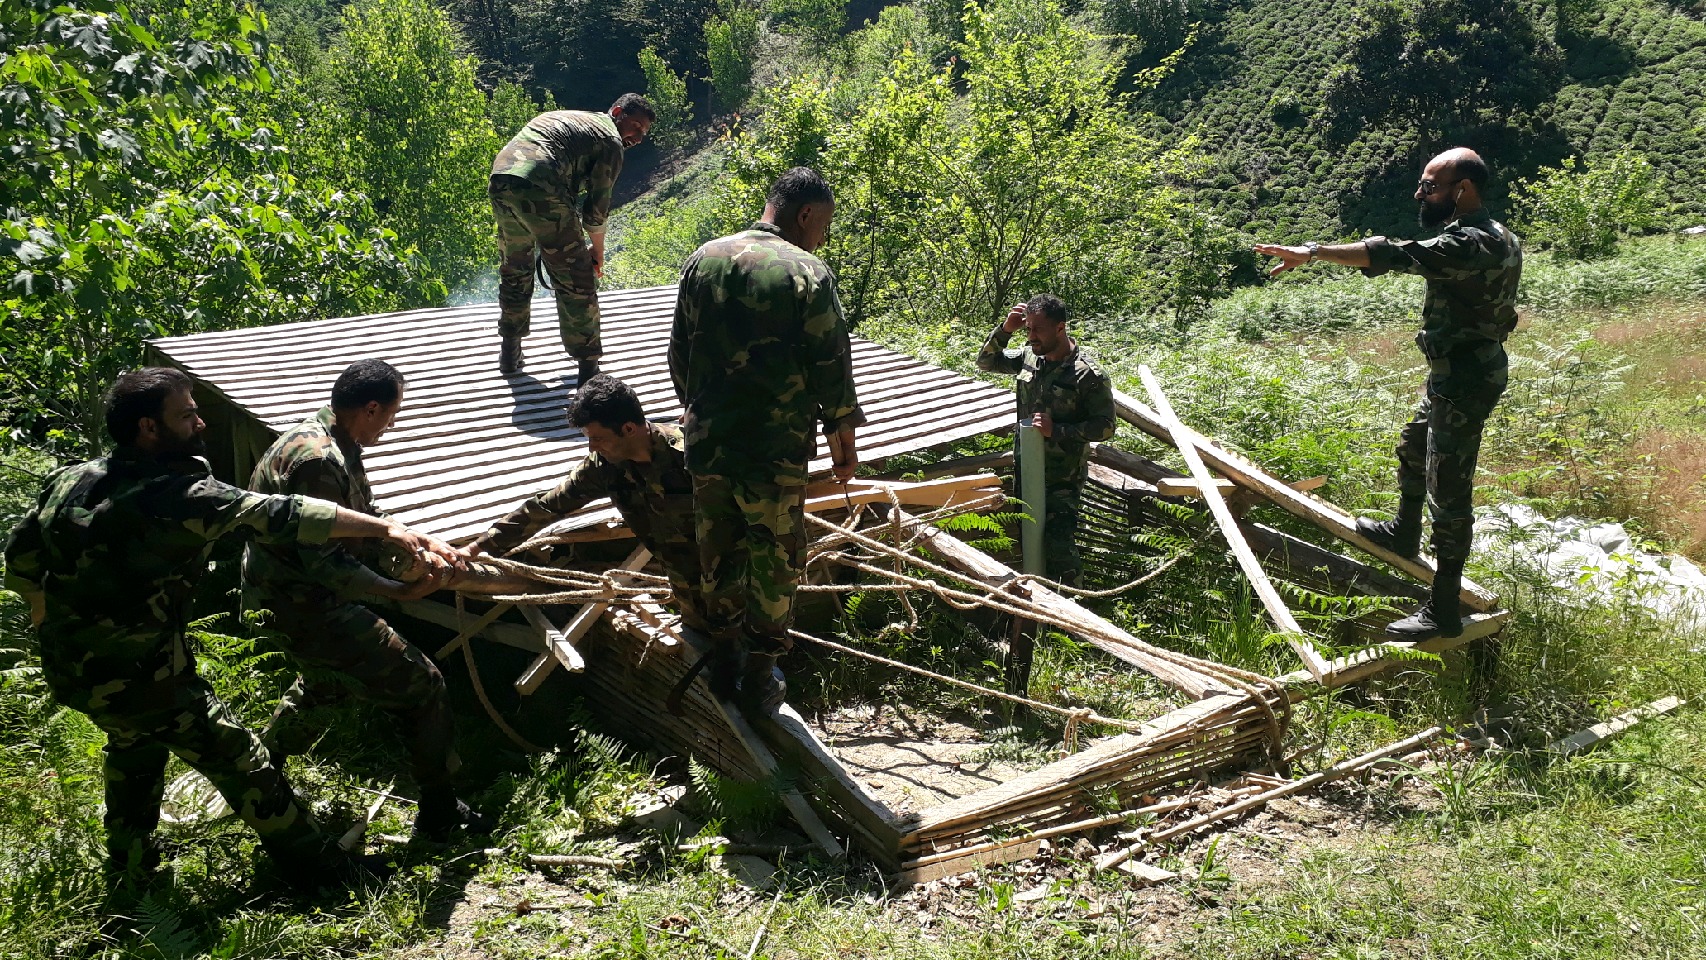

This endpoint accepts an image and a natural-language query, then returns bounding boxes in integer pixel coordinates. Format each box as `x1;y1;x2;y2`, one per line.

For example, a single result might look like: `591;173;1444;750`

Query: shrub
1515;151;1668;260
637;46;693;151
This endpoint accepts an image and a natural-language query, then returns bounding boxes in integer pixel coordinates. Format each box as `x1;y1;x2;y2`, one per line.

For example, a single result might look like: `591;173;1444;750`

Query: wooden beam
1548;696;1684;756
1109;388;1498;612
387;598;535;655
1139;367;1332;682
893;510;1225;699
514;546;653;695
751;704;906;867
714;700;846;859
1276;609;1512;694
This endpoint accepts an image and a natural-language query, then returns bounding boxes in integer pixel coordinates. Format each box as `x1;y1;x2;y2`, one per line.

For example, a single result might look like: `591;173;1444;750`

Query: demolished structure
146;287;1510;882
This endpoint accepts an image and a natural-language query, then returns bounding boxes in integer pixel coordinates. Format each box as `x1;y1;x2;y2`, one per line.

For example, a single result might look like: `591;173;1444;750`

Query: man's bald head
1416;147;1488;229
1431;148;1489;187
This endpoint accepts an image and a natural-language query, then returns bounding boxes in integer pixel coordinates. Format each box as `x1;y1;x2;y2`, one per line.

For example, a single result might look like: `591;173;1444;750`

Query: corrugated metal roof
148;286;1017;543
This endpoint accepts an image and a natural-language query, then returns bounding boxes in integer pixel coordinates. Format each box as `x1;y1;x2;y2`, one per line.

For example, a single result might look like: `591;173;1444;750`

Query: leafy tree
1515;151;1666;259
1323;0;1563;142
705;0;762;112
0;0;438;455
637;46;692;150
288;0;512;289
721;0;1200;332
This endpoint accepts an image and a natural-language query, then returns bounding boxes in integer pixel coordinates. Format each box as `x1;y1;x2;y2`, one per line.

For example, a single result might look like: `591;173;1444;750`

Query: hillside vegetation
1127;0;1706;241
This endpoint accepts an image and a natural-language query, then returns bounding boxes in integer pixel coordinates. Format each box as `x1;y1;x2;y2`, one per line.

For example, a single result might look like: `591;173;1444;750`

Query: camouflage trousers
1395;373;1507;564
692;474;806;655
254;599;458;792
1041;486;1084;589
489;174;602;360
654;543;713;636
42;643;325;880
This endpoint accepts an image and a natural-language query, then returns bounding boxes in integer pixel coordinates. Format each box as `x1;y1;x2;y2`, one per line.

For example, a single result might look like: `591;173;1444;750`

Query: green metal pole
1018;421;1046;576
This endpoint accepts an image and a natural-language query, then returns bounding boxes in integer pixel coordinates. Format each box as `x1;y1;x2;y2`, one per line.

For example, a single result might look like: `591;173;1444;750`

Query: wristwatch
1304;241;1320;261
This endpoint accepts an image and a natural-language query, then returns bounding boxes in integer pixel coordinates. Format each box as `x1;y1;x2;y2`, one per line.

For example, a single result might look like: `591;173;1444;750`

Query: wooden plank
894;510;1225;698
383;597;538;653
1109;388;1499;612
1276;609;1512;694
713;700;846;859
1138;366;1332;682
1548;696;1684;756
515;546;652;693
752;704;905;866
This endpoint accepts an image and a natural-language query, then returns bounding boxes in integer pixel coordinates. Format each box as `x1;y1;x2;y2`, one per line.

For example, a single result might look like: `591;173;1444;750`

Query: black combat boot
575;355;600;385
736;651;787;714
414;788;491;843
1356;495;1424;557
499;333;525;374
1386;557;1465;640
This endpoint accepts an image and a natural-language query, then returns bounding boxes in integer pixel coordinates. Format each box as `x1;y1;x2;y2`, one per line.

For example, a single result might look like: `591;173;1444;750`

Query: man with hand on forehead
976;293;1116;588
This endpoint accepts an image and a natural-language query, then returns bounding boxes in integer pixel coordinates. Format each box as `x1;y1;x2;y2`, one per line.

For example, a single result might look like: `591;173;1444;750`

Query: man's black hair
106;367;194;445
330;359;406;411
766;166;834;213
568;374;646;433
1026;293;1069;326
612;93;656;122
1452;151;1491;187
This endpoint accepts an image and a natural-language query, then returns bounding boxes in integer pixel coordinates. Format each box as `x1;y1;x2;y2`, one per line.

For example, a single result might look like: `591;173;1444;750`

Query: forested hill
1129;0;1706;240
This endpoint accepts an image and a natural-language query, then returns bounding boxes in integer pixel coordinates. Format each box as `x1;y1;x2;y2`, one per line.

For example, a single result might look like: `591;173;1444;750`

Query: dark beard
1418;197;1455;231
158;432;208;459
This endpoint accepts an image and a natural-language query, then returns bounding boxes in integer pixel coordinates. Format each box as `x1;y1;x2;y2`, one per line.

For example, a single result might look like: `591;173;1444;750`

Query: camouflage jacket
490;110;625;235
1361;209;1523;379
976;325;1117;491
669;221;866;484
472;423;699;576
2;447;337;684
243;406;388;605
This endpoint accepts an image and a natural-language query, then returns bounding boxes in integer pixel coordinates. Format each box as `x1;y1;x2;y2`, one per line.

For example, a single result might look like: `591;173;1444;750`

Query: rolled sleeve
294;497;339;545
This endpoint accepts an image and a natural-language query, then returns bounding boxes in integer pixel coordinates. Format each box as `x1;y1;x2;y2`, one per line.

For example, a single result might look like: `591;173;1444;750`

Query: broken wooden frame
398;381;1512;882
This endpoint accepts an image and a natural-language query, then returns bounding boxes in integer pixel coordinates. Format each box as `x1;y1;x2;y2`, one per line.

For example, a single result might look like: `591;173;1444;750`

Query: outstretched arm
1253;242;1372;276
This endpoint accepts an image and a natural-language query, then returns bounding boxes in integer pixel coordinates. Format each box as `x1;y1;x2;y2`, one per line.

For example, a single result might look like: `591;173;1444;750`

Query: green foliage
0;0;440;455
636;46;692;151
724;0;1208;334
704;0;761;112
284;0;535;289
1515;151;1667;260
1323;0;1563;140
768;0;844;54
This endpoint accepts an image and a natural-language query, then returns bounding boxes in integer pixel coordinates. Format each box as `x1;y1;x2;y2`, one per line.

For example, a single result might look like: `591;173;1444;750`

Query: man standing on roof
243;359;487;842
1;367;462;895
1254;147;1522;641
490;94;656;379
976;294;1117;588
464;374;709;634
669;166;864;712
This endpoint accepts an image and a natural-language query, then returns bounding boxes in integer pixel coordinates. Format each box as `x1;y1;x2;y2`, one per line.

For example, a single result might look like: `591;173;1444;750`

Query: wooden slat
1110;388;1499;612
1138;366;1331;682
514;546;652;694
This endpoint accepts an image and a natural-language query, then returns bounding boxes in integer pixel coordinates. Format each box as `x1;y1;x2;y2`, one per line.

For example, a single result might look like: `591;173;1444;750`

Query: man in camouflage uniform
1;368;460;893
243;359;484;841
669;166;864;711
490;93;655;379
976;293;1117;587
1256;147;1523;640
464;374;708;633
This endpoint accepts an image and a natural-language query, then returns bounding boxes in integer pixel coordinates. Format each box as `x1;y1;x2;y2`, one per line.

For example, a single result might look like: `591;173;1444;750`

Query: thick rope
453;594;545;753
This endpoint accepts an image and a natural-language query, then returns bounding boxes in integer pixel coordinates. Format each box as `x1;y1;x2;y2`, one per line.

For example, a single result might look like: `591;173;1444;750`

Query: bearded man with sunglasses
1254;147;1523;642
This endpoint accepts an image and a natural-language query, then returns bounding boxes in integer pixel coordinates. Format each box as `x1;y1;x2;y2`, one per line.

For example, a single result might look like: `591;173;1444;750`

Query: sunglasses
1416;177;1465;196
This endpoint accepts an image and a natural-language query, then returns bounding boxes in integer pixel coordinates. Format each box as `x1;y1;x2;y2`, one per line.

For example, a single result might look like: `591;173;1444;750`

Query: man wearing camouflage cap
465;373;709;635
1255;147;1523;641
490;93;655;379
244;359;485;842
2;367;462;894
977;294;1117;588
669;166;864;711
